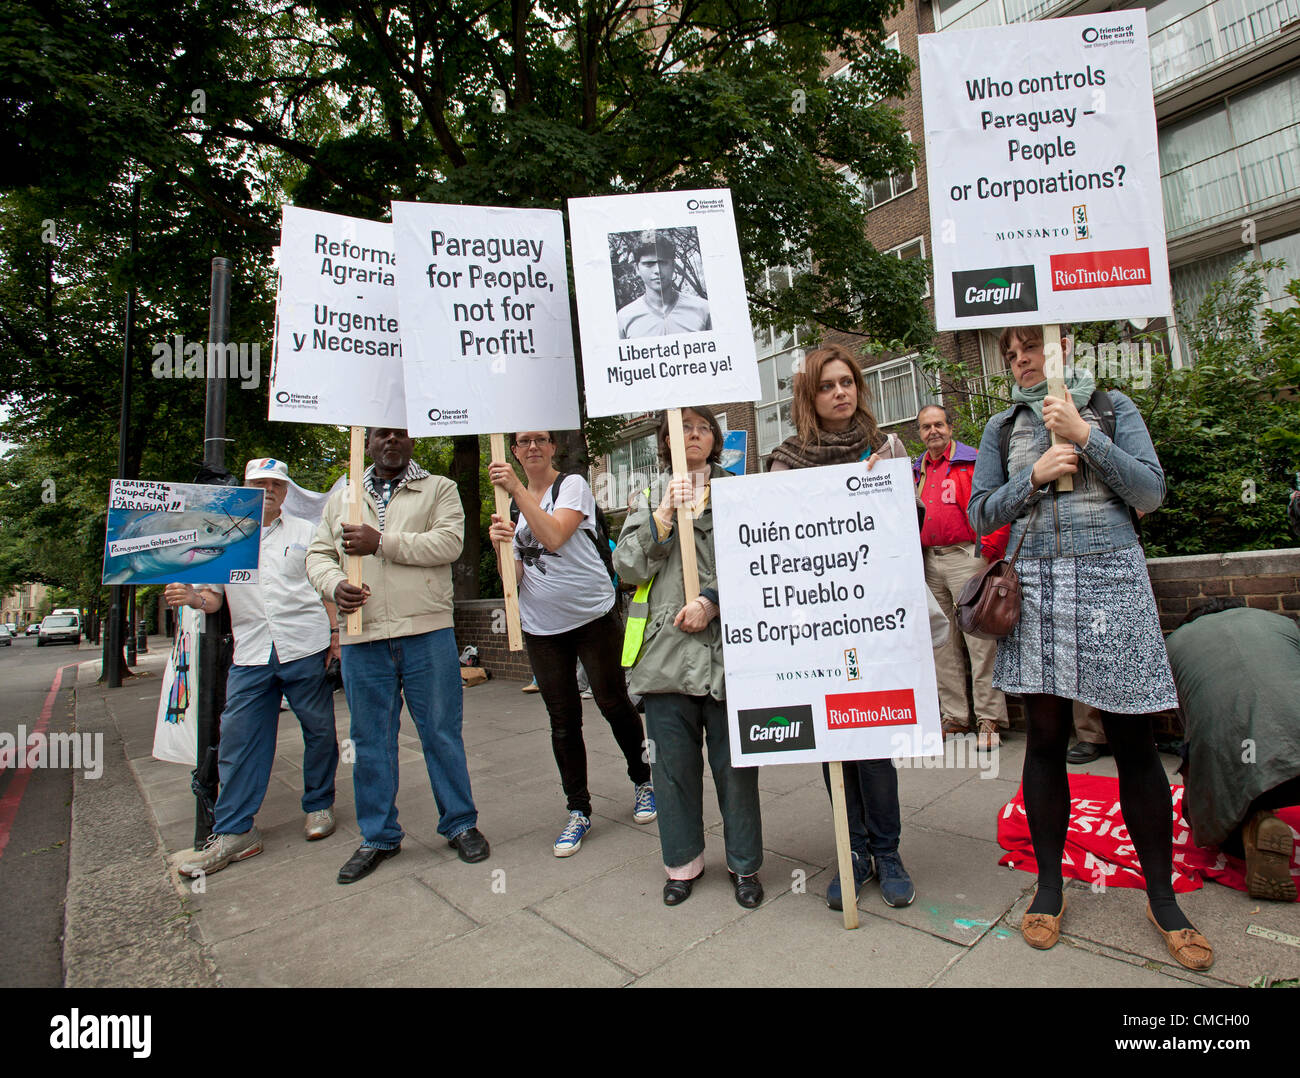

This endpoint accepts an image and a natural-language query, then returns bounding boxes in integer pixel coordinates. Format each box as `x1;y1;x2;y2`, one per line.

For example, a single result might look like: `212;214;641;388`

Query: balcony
1151;0;1300;94
1162;120;1300;238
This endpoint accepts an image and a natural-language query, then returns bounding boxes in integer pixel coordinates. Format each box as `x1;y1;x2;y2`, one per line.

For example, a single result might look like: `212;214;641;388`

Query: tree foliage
1;0;929;602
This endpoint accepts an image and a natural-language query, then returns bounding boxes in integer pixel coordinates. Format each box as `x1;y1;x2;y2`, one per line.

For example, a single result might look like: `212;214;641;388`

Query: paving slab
357;908;631;987
933;925;1196;988
907;775;1022;843
635;886;965;987
417;817;661;925
1020;876;1300;986
534;836;813;976
209;875;478;987
856;826;1033;947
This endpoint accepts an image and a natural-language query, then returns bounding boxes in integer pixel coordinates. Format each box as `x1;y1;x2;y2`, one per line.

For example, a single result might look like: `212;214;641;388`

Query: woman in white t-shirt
488;431;656;857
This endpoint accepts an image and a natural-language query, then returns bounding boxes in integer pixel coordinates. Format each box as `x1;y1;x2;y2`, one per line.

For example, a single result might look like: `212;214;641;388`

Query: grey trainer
178;828;263;877
305;808;336;841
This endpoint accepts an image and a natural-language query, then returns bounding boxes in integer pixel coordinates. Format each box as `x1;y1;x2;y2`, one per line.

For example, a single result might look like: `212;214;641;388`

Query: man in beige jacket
307;427;489;884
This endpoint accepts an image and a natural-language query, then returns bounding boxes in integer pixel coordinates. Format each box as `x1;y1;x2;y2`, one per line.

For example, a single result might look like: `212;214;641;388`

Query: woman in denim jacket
969;325;1214;971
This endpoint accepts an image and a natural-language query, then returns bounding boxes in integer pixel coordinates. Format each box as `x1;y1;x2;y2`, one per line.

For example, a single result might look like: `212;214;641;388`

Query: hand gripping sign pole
345;427;365;636
489;433;524;651
1043;324;1074;493
666;409;701;601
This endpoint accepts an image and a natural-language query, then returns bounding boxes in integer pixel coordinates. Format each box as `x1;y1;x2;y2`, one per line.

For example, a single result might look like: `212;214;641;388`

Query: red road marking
0;663;78;863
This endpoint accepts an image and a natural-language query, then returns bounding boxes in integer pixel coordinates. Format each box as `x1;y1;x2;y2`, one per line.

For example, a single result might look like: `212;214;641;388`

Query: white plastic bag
153;606;202;765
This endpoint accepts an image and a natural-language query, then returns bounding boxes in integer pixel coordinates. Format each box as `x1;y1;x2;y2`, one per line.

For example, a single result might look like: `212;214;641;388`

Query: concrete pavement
63;640;1300;988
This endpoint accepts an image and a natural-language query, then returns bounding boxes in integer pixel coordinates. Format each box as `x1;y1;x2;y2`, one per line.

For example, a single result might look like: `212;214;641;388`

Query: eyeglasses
682;424;712;436
515;436;552;447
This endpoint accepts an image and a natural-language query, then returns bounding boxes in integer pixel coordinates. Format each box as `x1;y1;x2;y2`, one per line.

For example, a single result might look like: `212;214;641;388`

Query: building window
840;133;917;211
865;354;942;427
1160;67;1300;239
753;265;810;457
600;428;661;512
886;236;930;298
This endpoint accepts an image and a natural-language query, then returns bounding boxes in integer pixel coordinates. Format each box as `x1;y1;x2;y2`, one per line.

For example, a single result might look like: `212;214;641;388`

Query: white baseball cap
245;457;290;483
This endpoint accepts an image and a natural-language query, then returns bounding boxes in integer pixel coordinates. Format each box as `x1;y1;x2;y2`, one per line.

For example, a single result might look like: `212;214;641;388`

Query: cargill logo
825;689;918;729
739;705;816;753
952;265;1038;318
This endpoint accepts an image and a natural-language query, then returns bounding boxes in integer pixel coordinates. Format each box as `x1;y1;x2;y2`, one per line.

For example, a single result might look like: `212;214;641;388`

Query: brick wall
453;599;534;682
1148;548;1300;629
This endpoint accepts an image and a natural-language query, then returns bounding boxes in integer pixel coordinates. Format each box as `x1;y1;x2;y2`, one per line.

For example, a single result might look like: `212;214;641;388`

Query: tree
2;1;930;598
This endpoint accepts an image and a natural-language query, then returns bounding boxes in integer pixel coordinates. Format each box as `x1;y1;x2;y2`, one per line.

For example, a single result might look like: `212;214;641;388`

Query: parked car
38;614;81;646
0;625;12;646
25;623;41;636
3;622;15;635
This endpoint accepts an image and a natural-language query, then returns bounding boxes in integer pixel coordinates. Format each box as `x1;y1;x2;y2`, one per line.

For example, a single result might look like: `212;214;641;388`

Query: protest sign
391;202;579;437
712;460;942;767
721;430;748;476
919;11;1169;330
568;189;760;418
102;482;263;586
269;204;407;426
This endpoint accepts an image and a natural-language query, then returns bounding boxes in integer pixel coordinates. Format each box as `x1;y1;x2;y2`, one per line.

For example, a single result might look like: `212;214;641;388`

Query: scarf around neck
1012;366;1096;418
769;416;887;470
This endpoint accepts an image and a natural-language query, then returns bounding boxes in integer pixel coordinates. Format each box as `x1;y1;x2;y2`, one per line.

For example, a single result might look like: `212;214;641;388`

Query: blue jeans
214;646;338;835
341;628;476;849
820;759;901;858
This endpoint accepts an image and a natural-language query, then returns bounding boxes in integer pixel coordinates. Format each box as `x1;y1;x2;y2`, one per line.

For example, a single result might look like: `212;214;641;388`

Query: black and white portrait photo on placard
609;227;711;339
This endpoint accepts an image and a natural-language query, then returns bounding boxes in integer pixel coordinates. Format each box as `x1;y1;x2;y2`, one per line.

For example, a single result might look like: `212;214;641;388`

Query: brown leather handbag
955;511;1034;641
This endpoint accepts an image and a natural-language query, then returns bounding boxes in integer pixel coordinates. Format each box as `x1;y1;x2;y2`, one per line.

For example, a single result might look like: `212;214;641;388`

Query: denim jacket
967;390;1164;559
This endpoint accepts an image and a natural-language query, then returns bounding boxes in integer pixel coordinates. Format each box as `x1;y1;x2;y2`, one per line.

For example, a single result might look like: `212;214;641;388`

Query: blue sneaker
875;851;916;907
825;851;875;911
633;782;657;824
553;812;590;857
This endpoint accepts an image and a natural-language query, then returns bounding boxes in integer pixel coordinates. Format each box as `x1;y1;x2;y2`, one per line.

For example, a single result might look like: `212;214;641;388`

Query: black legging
1022;694;1191;931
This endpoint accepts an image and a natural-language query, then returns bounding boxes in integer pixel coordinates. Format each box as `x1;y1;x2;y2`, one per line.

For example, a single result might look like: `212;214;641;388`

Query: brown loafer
1021;893;1067;950
1146;905;1214;971
976;718;1001;751
1243;809;1297;902
941;719;969;740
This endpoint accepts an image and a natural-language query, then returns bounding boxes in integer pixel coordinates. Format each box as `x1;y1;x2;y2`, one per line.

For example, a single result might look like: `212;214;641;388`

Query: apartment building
595;0;1299;506
1;582;50;630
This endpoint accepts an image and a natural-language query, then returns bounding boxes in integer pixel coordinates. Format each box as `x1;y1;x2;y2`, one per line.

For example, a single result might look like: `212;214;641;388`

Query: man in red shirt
913;405;1011;750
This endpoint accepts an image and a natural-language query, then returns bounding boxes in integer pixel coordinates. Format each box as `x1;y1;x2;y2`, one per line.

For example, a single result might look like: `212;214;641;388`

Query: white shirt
211;514;331;666
513;475;615;635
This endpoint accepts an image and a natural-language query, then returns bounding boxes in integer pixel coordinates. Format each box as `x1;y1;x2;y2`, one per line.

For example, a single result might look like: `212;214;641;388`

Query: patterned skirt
993;544;1177;714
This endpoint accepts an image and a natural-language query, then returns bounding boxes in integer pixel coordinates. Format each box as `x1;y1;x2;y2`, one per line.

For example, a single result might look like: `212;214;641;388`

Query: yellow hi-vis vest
621;578;653;667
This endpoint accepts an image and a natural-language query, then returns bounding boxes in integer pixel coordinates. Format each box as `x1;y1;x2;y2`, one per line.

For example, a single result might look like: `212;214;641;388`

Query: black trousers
524;608;651;817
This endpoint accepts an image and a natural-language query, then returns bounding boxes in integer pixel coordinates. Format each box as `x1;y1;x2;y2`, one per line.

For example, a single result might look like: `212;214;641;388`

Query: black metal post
194;256;233;847
103;181;140;688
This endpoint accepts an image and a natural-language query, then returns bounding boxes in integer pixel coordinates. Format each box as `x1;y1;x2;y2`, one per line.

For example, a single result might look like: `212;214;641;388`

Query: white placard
568;189;760;417
713;460;941;767
919;11;1169;330
391;202;580;436
269;205;407;426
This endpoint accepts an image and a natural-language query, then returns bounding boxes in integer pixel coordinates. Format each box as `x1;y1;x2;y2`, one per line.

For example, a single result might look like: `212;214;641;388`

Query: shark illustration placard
102;481;264;586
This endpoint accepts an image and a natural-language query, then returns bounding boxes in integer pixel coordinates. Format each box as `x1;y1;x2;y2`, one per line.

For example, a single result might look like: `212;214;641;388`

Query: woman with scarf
968;325;1213;970
769;344;917;912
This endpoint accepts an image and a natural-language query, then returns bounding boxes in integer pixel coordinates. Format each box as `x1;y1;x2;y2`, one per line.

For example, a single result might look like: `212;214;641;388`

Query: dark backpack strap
1088;389;1143;541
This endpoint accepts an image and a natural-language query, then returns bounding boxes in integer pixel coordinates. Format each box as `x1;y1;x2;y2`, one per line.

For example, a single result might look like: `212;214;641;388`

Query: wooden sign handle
345;426;365;636
490;433;524;652
1043;324;1074;493
828;761;860;930
666;408;701;603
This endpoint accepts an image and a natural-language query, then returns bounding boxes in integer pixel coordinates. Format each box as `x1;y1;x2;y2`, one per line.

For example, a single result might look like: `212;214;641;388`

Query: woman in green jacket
612;405;763;909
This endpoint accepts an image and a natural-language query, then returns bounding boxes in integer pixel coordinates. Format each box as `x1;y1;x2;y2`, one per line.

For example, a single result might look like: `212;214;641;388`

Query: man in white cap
165;458;341;877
